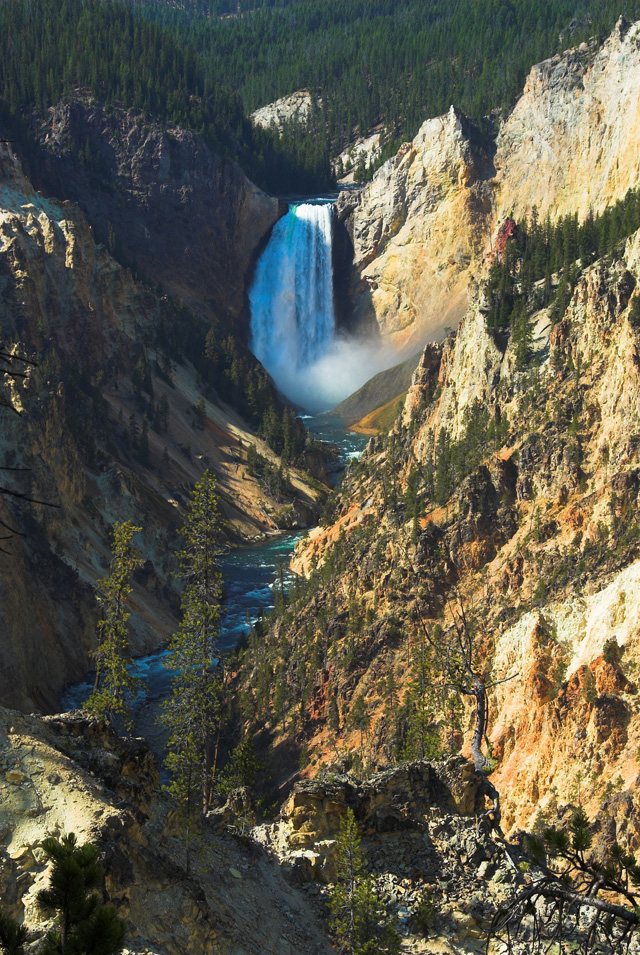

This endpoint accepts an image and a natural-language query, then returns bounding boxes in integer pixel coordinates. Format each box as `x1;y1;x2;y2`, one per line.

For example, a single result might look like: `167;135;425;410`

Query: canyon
4;13;640;955
234;15;640;867
0;136;323;714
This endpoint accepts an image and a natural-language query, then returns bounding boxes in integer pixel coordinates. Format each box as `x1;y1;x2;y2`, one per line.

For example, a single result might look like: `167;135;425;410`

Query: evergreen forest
2;1;640;193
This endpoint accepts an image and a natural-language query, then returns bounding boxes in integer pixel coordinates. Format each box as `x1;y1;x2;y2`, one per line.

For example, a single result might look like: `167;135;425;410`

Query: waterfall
250;200;396;412
249;202;337;411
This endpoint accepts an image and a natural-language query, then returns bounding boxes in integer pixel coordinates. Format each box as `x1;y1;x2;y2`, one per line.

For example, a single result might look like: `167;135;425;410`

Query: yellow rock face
342;19;640;353
496;20;640;222
341;107;492;351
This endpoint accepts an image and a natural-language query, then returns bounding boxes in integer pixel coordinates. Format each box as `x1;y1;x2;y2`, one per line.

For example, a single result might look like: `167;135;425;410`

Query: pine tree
194;396;206;430
160;470;223;872
328;690;340;735
37;834;126;955
348;693;371;754
273;669;287;732
158;393;170;431
490;807;640;953
217;737;265;797
0;911;27;955
85;522;144;732
329;809;399;955
401;633;441;761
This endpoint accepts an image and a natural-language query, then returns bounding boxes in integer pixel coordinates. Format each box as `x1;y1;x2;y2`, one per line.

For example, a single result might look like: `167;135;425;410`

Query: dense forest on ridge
141;0;640;187
2;0;640;193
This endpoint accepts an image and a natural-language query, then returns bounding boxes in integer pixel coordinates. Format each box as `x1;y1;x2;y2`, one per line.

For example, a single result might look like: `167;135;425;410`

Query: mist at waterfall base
249;201;396;412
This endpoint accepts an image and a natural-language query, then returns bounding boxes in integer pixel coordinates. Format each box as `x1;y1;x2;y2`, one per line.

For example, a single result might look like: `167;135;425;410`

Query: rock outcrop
339;18;640;350
254;760;521;954
32;95;282;332
337;107;494;349
0;708;336;955
495;18;640;222
251;90;317;133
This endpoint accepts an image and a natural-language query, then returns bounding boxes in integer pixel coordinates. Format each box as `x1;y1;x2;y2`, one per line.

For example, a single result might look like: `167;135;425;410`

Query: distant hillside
141;0;640;188
350;392;408;436
333;353;420;423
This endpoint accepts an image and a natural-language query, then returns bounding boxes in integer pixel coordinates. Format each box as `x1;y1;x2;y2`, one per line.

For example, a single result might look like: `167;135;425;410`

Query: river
61;414;368;740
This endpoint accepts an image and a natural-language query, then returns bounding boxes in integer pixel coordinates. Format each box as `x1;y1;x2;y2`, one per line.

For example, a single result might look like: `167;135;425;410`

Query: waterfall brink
249;202;337;410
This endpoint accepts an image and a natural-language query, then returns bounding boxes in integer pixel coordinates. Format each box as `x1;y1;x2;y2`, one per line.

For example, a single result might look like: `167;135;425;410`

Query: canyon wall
495;18;640;222
0;142;321;713
31;95;282;332
248;223;640;839
340;17;640;352
336;107;494;351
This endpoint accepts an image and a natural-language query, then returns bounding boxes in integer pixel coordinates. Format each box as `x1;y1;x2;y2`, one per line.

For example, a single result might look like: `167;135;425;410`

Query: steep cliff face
495;18;640;222
31;95;282;332
340;18;640;351
0;143;323;713
239;227;640;840
251;89;317;132
337;107;494;350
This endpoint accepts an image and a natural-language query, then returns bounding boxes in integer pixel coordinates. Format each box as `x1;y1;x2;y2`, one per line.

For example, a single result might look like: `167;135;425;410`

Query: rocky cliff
1;706;534;955
340;17;640;352
336;107;494;350
251;90;317;133
495;18;640;223
236;221;640;843
31;95;282;333
0;142;323;713
0;708;336;955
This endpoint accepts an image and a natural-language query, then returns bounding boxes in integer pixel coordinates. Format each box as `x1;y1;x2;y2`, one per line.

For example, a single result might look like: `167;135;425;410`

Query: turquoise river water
61;414;368;738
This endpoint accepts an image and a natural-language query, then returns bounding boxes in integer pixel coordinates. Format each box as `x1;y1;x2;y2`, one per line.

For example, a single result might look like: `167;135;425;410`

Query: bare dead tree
413;593;518;828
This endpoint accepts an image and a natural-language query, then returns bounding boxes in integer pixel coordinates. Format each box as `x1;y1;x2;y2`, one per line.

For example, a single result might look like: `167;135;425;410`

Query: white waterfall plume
249;201;393;412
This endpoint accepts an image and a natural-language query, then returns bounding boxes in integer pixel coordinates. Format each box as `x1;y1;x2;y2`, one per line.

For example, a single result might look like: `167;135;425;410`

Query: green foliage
138;415;150;467
484;188;640;358
140;0;639;189
37;834;126;955
400;634;442;761
245;442;295;501
203;329;308;467
194;396;206;430
348;693;371;752
216;738;266;797
160;470;223;869
495;808;640;953
0;911;27;955
2;2;636;193
581;666;597;703
329;809;400;955
85;521;144;732
0;0;256;172
432;400;508;505
410;886;437;937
